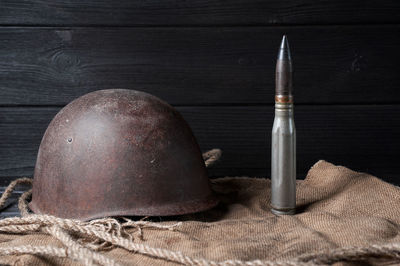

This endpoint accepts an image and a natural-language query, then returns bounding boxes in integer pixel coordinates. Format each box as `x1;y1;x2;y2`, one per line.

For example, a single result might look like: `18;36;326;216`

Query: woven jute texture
1;159;400;265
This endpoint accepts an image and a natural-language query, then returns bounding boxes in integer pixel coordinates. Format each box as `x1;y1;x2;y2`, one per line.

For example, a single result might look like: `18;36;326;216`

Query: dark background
1;1;400;190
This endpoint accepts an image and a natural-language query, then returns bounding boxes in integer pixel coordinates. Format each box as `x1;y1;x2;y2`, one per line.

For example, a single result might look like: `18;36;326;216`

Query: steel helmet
29;89;218;220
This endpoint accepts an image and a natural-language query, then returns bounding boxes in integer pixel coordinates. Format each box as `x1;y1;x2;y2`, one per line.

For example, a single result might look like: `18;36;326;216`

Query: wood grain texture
1;105;399;183
0;1;399;26
0;26;399;106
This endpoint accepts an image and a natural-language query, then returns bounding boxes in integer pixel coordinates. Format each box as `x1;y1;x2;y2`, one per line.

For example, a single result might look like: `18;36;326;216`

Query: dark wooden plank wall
1;1;400;187
1;1;400;26
1;26;399;106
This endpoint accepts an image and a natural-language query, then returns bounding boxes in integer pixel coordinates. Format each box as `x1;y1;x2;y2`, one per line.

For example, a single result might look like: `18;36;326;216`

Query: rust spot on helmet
30;89;218;220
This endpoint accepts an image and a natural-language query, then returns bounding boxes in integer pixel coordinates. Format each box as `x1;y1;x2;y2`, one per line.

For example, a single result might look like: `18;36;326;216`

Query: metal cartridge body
271;36;296;215
271;103;296;215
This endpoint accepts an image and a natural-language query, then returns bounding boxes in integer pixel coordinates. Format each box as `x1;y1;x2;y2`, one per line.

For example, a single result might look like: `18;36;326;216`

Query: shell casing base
271;207;296;216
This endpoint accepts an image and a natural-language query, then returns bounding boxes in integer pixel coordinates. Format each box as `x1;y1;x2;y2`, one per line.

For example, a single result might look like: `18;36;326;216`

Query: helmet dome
30;89;218;220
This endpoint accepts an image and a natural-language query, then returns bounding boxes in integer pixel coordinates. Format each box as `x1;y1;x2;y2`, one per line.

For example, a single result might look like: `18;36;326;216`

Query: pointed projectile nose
275;35;293;98
278;35;291;60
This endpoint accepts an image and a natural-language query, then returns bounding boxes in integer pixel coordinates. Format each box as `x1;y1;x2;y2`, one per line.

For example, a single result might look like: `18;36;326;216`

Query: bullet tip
280;35;289;50
278;35;291;60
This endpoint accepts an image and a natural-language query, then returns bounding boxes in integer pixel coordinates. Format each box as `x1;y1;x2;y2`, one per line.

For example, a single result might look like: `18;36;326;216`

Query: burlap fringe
0;149;399;266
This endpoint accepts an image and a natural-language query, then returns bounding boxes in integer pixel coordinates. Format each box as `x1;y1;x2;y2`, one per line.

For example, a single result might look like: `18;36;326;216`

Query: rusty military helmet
30;89;218;220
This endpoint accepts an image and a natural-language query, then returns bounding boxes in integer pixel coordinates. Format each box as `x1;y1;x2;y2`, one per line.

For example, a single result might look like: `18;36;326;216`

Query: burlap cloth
0;160;400;265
